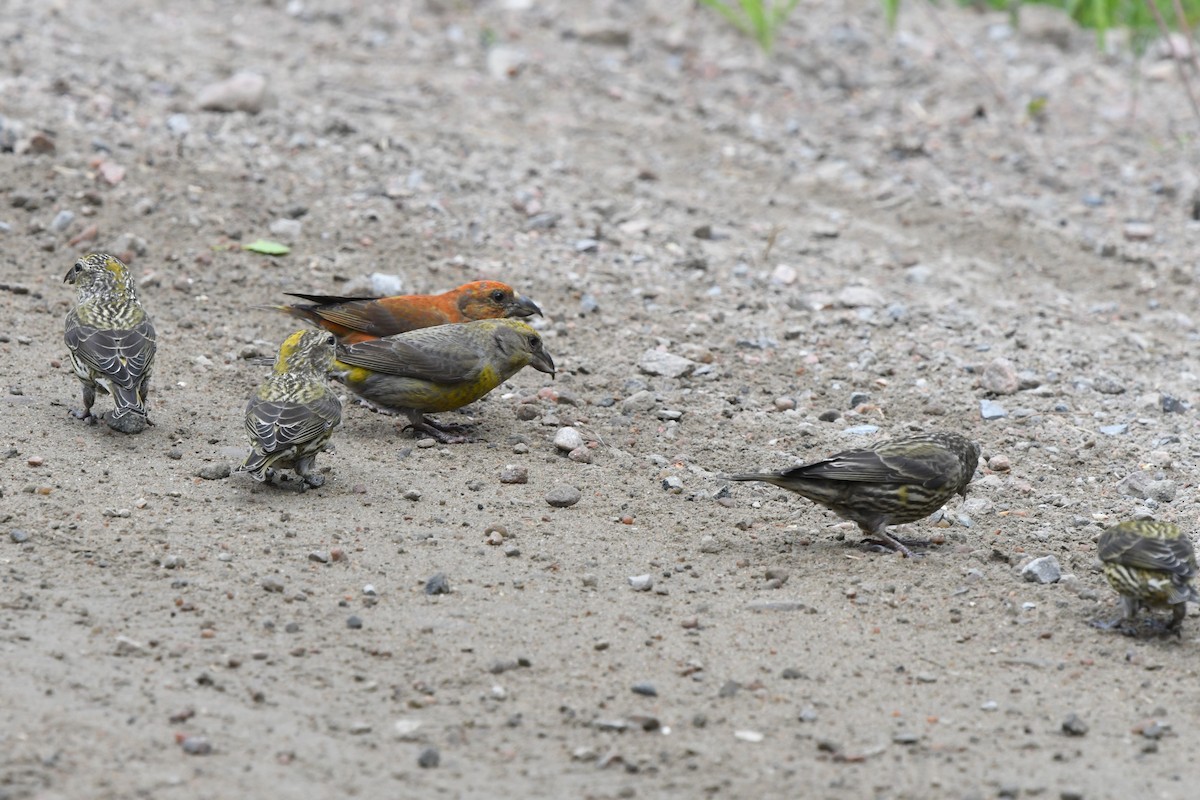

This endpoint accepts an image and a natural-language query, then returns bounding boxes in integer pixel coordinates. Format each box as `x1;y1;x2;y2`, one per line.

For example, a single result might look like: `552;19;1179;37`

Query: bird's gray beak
531;349;555;378
513;294;543;318
64;266;78;284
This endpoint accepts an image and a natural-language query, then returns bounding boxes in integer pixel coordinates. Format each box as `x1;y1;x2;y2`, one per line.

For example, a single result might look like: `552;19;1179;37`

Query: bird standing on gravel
1094;520;1198;635
729;431;980;558
240;329;343;489
274;281;543;343
63;252;157;434
333;318;555;443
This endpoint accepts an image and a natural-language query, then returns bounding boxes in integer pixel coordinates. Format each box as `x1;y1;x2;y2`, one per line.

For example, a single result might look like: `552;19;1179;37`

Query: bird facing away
730;431;980;558
275;280;543;344
63;252;157;434
1094;520;1198;635
240;329;343;489
333;318;555;443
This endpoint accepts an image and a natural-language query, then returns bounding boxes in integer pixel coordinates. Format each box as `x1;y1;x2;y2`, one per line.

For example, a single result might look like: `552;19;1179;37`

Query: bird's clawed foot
405;416;477;444
1090;617;1180;638
859;536;925;559
70;408;99;425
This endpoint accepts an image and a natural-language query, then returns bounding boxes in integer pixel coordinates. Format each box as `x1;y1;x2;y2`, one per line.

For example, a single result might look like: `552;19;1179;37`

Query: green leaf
242;239;291;256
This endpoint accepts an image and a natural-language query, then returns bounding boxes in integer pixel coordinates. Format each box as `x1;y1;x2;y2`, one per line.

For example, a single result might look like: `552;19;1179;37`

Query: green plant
698;0;801;53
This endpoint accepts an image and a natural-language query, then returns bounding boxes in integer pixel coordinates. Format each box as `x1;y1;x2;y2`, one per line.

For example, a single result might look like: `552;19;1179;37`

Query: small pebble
417;747;440;768
180;736;213;756
981;357;1019;395
424;573;451;595
347;616;363;630
628;574;653;591
553;426;584;451
631;682;657;697
567;446;592;463
10;530;30;544
1022;555;1062;584
308;551;330;564
499;465;528;484
988;454;1011;472
545;485;581;508
980;399;1009;420
1062;713;1089;737
197;464;231;480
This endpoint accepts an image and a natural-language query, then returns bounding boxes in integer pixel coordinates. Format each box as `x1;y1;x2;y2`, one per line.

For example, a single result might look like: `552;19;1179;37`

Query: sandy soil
4;1;1200;798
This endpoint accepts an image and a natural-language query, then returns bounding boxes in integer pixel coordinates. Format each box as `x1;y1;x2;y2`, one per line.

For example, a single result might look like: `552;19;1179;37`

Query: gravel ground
3;2;1200;798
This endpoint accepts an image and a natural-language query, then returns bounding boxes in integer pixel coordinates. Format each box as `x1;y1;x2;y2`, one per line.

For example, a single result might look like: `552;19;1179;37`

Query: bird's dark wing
65;317;156;389
336;327;482;383
791;440;956;488
246;395;340;452
1100;530;1197;580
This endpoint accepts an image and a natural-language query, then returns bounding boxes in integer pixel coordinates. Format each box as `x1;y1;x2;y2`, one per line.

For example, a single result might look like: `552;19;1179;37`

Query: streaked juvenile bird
63;253;157;434
334;318;555;443
275;280;542;343
1095;520;1198;634
240;329;343;489
729;431;980;558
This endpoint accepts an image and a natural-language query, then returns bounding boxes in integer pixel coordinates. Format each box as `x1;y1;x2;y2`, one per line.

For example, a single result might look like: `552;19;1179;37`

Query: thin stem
1144;0;1200;126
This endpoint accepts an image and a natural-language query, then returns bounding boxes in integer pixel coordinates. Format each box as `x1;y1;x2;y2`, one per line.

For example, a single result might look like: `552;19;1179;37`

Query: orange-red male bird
275;281;542;344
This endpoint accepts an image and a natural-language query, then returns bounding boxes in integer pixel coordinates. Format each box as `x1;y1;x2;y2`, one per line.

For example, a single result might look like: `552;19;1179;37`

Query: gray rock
49;209;75;234
308;550;330;564
1022;555;1062;584
196;71;268;113
417;747;440;768
1062;713;1088;737
622;389;657;413
639;349;696;378
1117;471;1152;499
268;218;302;243
631;682;657;696
567;446;592;464
180;736;213;756
553;426;584;452
981;357;1020;395
979;399;1009;420
499;465;528;484
10;529;30;544
835;286;884;307
424;573;451;595
1093;375;1126;395
1147;480;1176;503
545;485;581;507
197;464;231;480
166;113;190;137
1099;423;1128;436
628;574;653;591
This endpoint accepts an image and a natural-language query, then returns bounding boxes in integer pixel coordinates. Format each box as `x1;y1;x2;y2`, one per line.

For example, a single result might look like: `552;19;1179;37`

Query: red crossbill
275;280;542;343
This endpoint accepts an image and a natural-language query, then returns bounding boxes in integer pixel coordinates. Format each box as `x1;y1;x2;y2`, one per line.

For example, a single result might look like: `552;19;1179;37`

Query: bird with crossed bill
332;318;555;443
729;431;980;558
63;252;157;434
274;280;542;343
1093;520;1198;635
240;329;343;490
